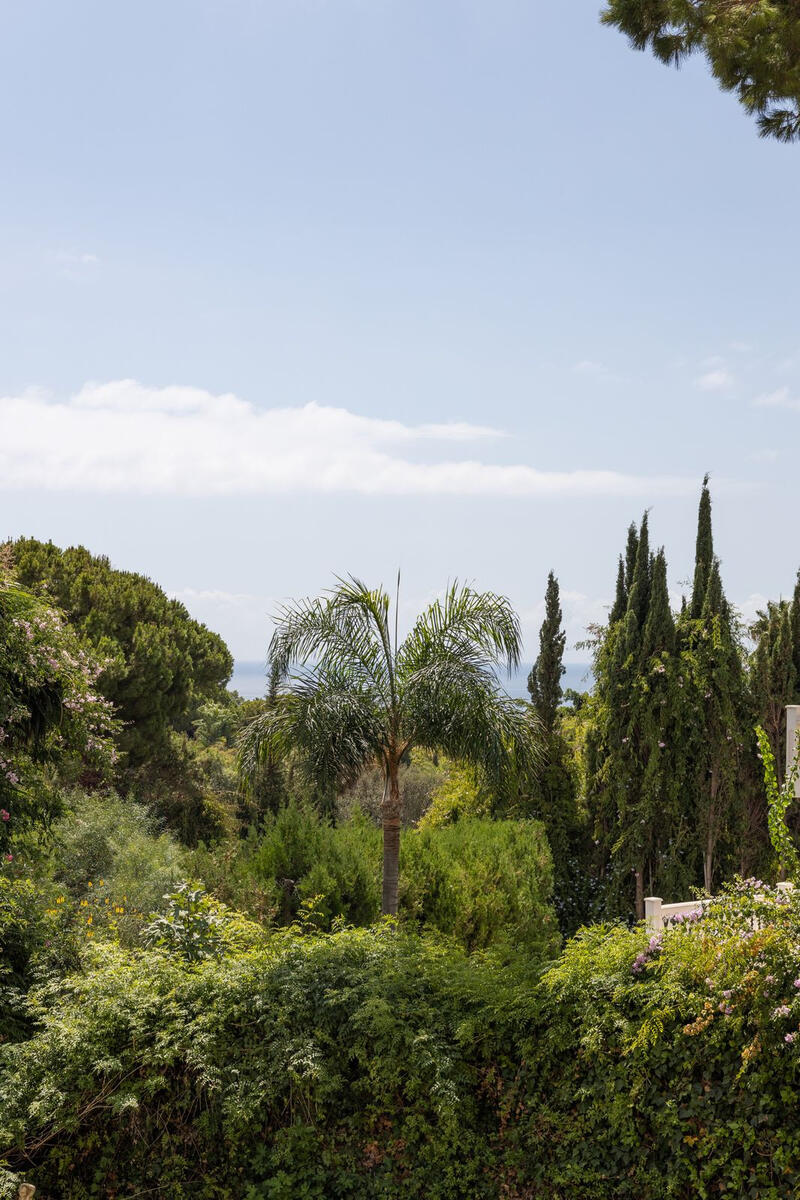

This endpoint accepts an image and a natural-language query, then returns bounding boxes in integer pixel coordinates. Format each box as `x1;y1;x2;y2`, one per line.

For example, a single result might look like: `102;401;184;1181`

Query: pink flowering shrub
0;570;118;855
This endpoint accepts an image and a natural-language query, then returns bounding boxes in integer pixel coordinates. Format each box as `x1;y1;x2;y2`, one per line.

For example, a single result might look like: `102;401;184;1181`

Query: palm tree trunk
382;758;402;916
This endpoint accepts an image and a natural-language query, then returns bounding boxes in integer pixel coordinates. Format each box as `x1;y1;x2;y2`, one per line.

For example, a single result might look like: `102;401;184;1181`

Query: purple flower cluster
666;908;704;927
632;934;662;975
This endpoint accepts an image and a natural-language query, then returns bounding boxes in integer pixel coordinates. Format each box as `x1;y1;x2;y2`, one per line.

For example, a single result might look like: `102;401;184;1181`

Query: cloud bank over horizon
2;380;697;500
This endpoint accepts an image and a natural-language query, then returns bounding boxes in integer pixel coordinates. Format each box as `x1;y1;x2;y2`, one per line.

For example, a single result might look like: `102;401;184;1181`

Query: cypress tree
528;571;566;733
791;569;800;689
642;548;675;658
690;474;713;618
702;557;725;620
624;512;651;654
610;557;627;623
526;572;584;932
624;522;639;593
752;601;796;779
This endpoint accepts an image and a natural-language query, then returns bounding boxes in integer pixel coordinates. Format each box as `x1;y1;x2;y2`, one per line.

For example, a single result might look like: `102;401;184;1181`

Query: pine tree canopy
528;571;566;731
602;0;800;142
7;538;233;766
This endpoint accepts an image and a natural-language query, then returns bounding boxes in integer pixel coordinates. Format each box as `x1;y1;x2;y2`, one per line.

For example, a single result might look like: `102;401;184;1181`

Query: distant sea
230;660;594;702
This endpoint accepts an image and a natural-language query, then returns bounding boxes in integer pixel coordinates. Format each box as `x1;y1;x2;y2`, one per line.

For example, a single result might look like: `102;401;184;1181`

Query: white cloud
55;251;99;266
754;386;800;411
695;368;734;392
0;379;696;499
572;360;609;376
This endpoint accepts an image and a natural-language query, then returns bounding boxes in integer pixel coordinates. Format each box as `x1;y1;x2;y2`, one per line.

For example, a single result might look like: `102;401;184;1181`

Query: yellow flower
80;899;88;907
56;896;64;905
87;916;92;925
87;881;93;888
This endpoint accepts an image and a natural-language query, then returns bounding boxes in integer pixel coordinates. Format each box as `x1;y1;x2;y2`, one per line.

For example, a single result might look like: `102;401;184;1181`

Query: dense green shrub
191;803;558;954
5;883;800;1197
51;790;187;937
400;818;557;954
0;877;46;1042
0;929;519;1199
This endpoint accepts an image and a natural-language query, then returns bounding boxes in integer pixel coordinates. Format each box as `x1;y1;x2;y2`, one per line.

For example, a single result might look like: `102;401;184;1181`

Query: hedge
3;882;800;1198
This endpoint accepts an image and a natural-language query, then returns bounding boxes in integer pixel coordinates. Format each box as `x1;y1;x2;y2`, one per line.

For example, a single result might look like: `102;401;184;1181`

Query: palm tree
239;577;540;915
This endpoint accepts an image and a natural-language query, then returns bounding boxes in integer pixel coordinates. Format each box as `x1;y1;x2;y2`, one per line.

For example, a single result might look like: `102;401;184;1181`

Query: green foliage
192;802;558;955
400;818;558;955
52;790;187;928
240;577;541;914
527;571;565;731
0;570;117;853
142;883;231;962
0;929;520;1199
588;481;753;915
8;538;233;767
417;760;491;828
0;876;46;1042
602;0;800;141
6;888;800;1196
127;732;238;845
756;723;800;877
338;751;446;826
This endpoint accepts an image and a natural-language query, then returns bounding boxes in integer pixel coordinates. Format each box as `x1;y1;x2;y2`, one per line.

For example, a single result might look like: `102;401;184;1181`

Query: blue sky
2;0;799;668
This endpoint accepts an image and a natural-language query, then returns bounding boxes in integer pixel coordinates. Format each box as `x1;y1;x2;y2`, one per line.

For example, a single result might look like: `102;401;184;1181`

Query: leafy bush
191;803;558;954
125;732;238;845
52;790;187;938
5;886;800;1196
140;883;266;962
0;930;518;1199
0;877;47;1042
400;817;557;955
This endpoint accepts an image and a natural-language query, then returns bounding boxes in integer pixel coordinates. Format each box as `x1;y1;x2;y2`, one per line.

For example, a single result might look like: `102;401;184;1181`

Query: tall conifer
690;474;713;618
642;549;674;658
624;522;639;593
526;572;583;931
624;512;651;655
752;601;796;780
610;557;627;623
791;569;800;686
527;571;566;733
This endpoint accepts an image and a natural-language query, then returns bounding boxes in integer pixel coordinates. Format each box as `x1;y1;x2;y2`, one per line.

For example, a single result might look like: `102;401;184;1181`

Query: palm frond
401;656;542;794
238;669;386;791
268;588;391;702
398;582;523;680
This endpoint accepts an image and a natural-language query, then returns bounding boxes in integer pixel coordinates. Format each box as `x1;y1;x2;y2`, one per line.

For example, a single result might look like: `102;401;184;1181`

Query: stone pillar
644;896;663;932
